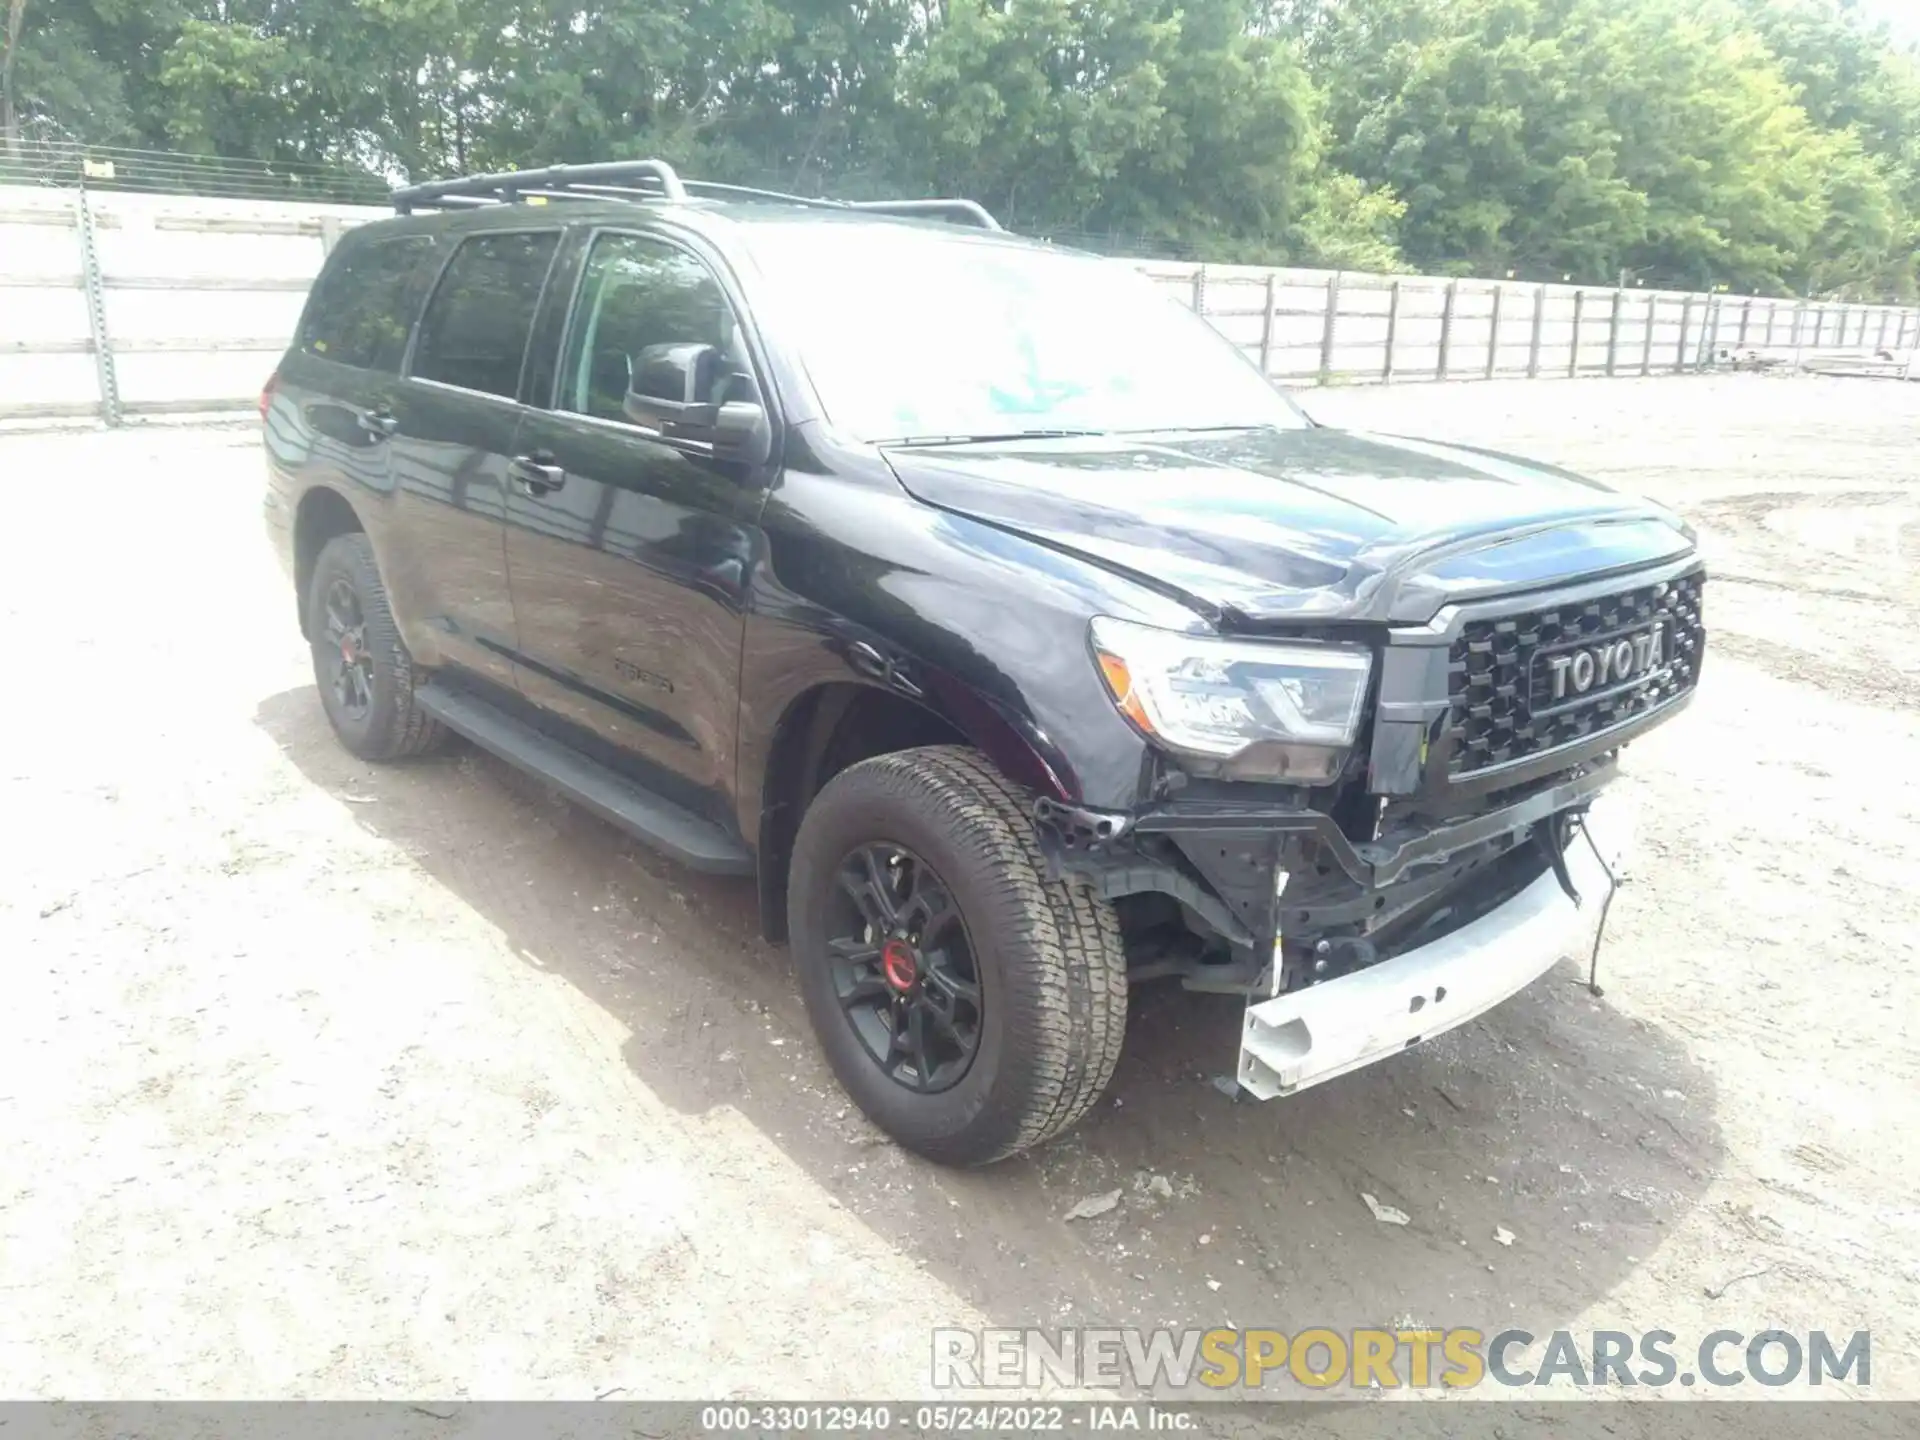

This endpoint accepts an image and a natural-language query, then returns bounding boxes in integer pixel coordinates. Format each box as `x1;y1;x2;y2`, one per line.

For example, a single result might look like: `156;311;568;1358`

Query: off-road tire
308;532;448;762
789;745;1128;1165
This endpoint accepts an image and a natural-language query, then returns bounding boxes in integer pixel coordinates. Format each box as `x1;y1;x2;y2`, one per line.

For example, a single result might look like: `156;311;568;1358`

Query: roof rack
390;158;1001;231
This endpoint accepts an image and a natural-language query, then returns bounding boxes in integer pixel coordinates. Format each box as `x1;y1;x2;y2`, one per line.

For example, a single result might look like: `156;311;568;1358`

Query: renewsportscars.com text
932;1327;1870;1391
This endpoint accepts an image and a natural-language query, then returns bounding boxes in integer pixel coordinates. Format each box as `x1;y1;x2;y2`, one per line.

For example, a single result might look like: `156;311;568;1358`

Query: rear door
268;231;436;559
502;225;773;824
385;226;563;690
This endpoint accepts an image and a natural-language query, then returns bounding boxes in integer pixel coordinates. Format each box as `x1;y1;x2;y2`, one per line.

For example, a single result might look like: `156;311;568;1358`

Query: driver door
502;227;770;826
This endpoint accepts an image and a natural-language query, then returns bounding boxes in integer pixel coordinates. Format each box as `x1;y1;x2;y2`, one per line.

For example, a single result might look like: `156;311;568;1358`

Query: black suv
264;160;1705;1165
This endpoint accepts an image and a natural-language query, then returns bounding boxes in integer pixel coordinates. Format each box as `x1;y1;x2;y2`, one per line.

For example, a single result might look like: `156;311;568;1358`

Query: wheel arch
293;485;366;639
753;679;1067;942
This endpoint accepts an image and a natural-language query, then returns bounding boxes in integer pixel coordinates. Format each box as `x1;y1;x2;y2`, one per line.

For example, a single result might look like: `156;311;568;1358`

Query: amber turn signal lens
1095;649;1155;735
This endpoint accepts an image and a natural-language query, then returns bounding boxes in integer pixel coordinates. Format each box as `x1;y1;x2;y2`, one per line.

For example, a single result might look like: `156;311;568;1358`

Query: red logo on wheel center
882;939;918;992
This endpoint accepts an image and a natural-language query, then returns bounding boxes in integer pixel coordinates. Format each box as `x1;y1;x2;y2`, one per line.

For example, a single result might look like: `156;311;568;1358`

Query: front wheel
788;746;1127;1165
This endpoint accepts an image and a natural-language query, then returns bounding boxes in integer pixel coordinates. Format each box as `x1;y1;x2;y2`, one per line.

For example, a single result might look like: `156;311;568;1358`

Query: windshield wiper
882;428;1106;447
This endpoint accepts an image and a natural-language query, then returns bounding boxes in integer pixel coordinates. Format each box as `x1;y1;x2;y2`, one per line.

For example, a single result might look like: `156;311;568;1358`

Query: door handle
357;406;398;440
508;452;566;496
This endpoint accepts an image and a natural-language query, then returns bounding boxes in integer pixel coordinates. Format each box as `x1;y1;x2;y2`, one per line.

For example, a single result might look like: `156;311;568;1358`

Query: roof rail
678;179;1000;230
392;160;686;213
847;198;1001;230
391;159;1002;230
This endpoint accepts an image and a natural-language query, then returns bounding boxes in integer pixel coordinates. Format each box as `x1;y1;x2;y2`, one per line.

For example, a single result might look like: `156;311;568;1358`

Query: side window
298;235;433;372
557;231;759;425
411;231;560;399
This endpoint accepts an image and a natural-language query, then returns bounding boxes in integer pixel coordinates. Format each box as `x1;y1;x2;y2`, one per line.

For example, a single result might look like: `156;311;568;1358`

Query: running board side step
415;684;754;875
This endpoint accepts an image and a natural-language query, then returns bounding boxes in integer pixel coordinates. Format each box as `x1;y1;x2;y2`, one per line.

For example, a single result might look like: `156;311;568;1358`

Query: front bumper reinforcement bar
1236;794;1632;1099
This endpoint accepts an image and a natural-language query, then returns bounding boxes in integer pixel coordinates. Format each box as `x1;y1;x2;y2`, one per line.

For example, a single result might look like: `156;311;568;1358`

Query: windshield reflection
747;225;1310;443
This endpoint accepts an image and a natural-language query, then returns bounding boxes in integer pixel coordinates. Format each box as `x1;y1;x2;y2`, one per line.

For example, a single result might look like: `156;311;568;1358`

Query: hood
880;426;1696;627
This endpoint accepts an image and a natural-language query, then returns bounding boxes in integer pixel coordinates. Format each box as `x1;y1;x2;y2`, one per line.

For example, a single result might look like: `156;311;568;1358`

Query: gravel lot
2;374;1915;1403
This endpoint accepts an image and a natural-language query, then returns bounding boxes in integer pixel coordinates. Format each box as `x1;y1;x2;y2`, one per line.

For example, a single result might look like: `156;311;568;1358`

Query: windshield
745;223;1310;443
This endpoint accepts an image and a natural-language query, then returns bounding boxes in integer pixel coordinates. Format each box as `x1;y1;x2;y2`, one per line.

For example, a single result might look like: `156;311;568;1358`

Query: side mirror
624;342;720;432
624;342;771;466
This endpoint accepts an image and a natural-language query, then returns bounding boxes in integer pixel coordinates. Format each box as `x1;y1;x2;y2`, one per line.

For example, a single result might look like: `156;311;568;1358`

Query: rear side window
298;235;433;371
410;231;560;399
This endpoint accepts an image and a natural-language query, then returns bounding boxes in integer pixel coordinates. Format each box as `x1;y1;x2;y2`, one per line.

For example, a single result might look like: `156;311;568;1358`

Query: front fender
734;455;1206;843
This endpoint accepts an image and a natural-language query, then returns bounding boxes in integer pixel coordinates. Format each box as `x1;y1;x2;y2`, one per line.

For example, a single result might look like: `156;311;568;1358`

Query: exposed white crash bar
1238;797;1631;1100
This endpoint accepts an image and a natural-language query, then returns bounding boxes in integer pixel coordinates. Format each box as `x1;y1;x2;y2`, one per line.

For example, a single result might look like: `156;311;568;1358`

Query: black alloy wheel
788;746;1129;1165
305;531;447;761
826;842;983;1092
320;576;375;722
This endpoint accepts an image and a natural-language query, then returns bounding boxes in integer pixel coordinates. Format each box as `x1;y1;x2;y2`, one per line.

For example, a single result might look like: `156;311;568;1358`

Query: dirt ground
2;374;1915;1404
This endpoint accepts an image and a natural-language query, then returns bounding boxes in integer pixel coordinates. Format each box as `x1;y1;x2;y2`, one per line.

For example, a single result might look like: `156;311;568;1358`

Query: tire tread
310;532;447;761
792;744;1126;1163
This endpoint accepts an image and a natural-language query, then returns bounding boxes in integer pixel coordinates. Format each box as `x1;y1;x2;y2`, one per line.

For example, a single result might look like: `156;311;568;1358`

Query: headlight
1089;617;1372;783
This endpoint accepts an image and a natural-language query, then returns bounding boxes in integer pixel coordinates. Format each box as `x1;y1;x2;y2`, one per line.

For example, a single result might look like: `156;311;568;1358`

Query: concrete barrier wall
4;183;1916;425
1139;262;1920;385
1;186;380;423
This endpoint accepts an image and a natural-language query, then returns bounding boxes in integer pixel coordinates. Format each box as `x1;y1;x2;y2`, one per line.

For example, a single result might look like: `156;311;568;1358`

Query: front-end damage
1035;761;1632;1098
1034;555;1705;1100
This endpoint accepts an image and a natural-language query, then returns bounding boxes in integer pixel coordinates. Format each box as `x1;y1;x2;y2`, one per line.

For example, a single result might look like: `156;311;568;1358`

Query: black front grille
1445;571;1704;777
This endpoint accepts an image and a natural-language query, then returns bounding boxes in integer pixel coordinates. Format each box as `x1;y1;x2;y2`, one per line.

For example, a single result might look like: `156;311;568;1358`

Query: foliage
6;0;1918;294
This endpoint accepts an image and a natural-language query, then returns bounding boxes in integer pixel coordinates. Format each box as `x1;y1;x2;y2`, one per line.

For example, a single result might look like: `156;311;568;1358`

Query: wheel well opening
757;684;969;942
293;488;363;637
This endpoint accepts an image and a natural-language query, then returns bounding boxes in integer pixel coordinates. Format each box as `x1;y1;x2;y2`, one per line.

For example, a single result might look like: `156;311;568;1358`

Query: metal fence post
1606;288;1623;375
1527;285;1547;377
1382;280;1401;382
1568;290;1584;377
1811;305;1825;348
1738;298;1753;347
1257;272;1277;378
1676;294;1694;371
1875;307;1890;353
1318;272;1342;386
1485;284;1504;379
1764;300;1776;350
1190;266;1207;316
1437;279;1458;379
74;190;122;427
1642;295;1657;375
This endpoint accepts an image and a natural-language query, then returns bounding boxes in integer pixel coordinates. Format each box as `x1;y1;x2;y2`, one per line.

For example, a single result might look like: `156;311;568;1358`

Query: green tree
3;0;1916;291
1310;0;1645;278
3;0;170;148
1288;159;1405;271
3;0;27;155
1749;0;1920;293
892;0;1322;258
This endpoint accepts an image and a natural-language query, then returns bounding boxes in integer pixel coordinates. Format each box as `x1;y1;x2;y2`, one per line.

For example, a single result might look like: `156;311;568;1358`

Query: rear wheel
307;532;447;761
789;746;1127;1165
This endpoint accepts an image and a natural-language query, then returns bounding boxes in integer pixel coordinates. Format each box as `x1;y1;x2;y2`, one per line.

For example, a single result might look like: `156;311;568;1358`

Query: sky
1853;0;1920;44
